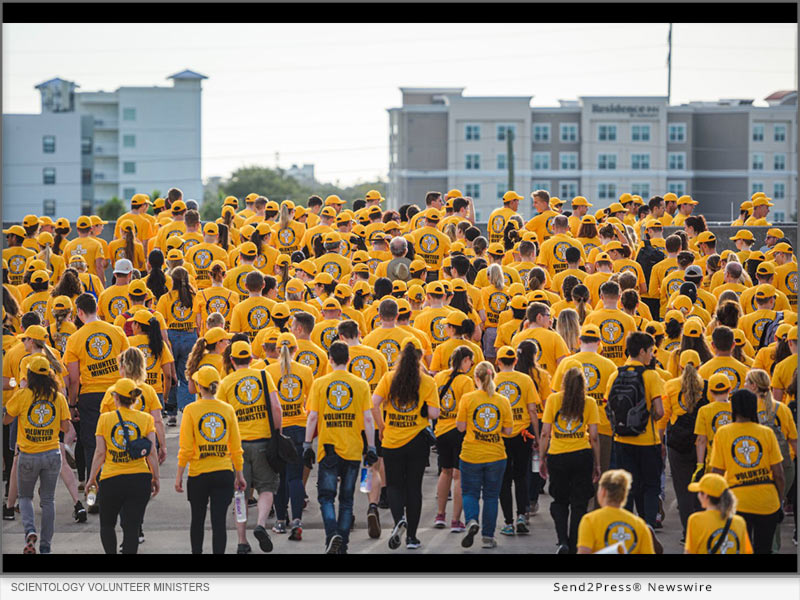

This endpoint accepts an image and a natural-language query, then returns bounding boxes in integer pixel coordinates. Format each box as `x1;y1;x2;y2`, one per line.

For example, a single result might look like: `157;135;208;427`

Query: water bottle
234;490;247;523
531;451;540;473
359;466;372;493
86;484;97;507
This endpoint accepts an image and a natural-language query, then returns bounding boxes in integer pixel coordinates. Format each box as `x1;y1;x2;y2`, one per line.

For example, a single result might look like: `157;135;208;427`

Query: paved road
3;423;797;555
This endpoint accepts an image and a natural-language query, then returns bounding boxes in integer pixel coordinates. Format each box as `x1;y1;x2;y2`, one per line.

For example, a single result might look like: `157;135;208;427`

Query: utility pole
667;23;673;105
507;128;514;192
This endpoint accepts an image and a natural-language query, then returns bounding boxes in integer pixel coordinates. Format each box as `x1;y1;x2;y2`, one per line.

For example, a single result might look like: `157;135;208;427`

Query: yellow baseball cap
166;249;183;261
618;193;633;205
30;270;50;284
445;189;463;200
131;309;153;326
580;323;601;338
756;262;776;276
89;215;107;226
407;284;424;302
239;242;258;258
334;283;353;300
646;321;665;336
677;195;698;206
297;260;317;276
766;228;784;238
3;225;26;237
20;215;38;228
663;192;678;203
733;329;746;347
131;193;151;207
751;192;766;201
52;295;73;311
271;303;291;320
730;230;754;242
788;326;798;341
708;373;732;393
503;191;523;202
509;295;529;311
111;378;138;398
128;279;148;296
410;259;427;272
119;220;137;234
581;215;597;225
696;231;716;244
608;202;625;213
688;473;728;496
488;243;506;257
595;252;612;263
571;196;592;207
277;332;298;349
165;236;184;251
426;281;445;295
314;272;334;286
392;280;407;294
775;323;792;340
753;196;774;207
773;242;793;254
203;222;219;236
365;189;385;202
322;297;342;311
230;341;252;359
450;278;467;293
497;346;516;360
286;278;305;295
153;197;166;209
37;232;54;246
401;336;423;352
171;200;187;213
325;195;345;206
664;309;685;324
353;280;372;296
203;327;230;346
680;350;701;368
424;209;440;223
739;200;753;212
193;366;221;388
445;312;467;327
673;295;693;312
27;356;51;376
76;216;92;229
18;325;48;341
755;284;776;300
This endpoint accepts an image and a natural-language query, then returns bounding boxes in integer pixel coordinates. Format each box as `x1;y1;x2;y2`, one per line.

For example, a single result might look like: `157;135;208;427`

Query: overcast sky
3;23;796;186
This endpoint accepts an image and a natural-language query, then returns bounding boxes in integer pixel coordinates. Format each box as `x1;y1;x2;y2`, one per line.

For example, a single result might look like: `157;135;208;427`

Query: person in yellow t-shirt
536;215;586;278
525;190;559;247
432;345;475;532
577;469;655;554
708;388;785;554
455;361;513;549
288;311;330;376
540;361;601;554
185;223;230;290
583;281;638;367
693;373;733;476
3;356;71;554
685;473;753;554
495;346;540;536
487;192;522;245
304;341;375;554
410;210;451;278
217;339;282;554
62;216;106;283
86;378;159;554
373;337;440;550
193;261;238;334
771;326;797;404
362;299;413;371
175;366;246;554
229;270;275;342
698;326;750;393
510;302;570;376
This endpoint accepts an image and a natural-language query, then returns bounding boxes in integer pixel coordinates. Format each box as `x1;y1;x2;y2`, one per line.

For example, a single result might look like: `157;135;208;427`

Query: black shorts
435;428;464;470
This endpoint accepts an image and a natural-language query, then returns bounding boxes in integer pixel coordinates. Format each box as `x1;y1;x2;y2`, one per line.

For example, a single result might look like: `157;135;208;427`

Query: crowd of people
1;186;797;556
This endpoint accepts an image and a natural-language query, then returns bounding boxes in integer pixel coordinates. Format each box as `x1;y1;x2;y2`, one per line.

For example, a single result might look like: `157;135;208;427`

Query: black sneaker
3;506;15;521
289;519;302;541
167;415;177;427
367;504;381;539
268;505;275;517
388;518;407;550
237;543;252;554
248;498;258;507
653;520;663;530
138;526;145;544
461;519;480;548
73;501;87;523
556;543;570;554
406;536;421;550
87;502;99;515
253;525;273;553
350;514;356;530
326;534;343;554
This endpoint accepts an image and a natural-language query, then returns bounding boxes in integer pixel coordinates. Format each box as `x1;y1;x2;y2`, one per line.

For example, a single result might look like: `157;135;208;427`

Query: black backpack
606;365;649;437
757;311;784;350
636;239;666;290
666;382;709;453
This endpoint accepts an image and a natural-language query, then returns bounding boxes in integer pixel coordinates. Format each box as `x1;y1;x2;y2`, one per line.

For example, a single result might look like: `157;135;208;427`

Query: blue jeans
167;329;198;414
275;426;306;522
316;450;360;551
18;449;62;553
460;458;506;538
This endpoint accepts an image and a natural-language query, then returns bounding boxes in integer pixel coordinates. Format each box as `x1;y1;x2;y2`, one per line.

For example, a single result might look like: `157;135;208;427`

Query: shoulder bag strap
438;369;462;405
709;517;733;554
115;409;131;446
260;370;277;436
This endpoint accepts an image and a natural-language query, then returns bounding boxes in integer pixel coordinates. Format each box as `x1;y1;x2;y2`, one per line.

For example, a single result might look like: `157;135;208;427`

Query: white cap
113;258;134;274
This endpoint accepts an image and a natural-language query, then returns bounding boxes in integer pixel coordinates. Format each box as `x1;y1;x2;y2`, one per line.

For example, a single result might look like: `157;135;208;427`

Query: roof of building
764;90;796;101
35;78;79;89
167;70;208;80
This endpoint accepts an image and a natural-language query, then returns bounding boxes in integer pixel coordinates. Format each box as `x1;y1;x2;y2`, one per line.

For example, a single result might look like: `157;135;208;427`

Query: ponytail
388;343;422;409
185;338;209;380
560;367;586;419
210;262;226;283
124;228;136;265
217;223;230;251
474;361;496;396
708;488;737;521
146;249;168;299
746;369;775;422
172;267;195;309
680;362;704;413
279;344;293;378
278;203;292;230
39;244;53;272
143;317;164;361
199;381;220;397
53;308;70;331
117;387;142;407
53;228;69;256
37;342;64;375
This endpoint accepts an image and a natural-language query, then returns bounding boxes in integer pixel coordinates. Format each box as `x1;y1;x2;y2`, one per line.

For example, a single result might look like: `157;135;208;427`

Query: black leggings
500;434;532;523
547;449;594;553
187;470;234;554
382;430;429;538
739;510;781;554
73;420;86;482
99;473;152;554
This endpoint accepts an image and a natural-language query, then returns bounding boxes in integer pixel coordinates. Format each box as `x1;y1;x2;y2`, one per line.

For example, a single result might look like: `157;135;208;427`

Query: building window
631;183;651;197
598;153;617;170
533;124;550;143
123;161;136;174
752;153;764;170
752;124;764;142
123;134;136;148
774;211;785;222
531;180;551;193
42;135;55;154
497;153;507;170
667;181;686;196
774;182;786;200
43;167;56;185
81;137;92;155
668;123;686;142
774;153;786;171
496;183;506;200
123;187;136;199
598;124;617;142
464;183;480;200
598;182;617;200
43;199;56;216
774;124;786;142
560;152;578;170
560;181;578;199
631;125;651;142
533;152;550;170
631;153;650;170
465;124;480;141
465;154;480;170
122;107;136;121
668;152;686;170
497;124;517;141
751;182;764;195
560;123;578;143
82;169;92;185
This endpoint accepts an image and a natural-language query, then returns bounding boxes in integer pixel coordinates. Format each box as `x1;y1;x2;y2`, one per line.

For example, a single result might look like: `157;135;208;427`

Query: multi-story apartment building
388;88;797;222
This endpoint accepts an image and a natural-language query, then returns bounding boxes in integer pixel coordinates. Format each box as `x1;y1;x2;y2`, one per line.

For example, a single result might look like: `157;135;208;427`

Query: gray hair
390;236;407;257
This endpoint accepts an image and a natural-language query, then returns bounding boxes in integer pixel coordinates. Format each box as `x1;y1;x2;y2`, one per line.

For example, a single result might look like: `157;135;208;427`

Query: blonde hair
38;243;53;272
118;347;146;384
599;469;633;506
474;361;496;396
487;264;504;290
206;312;225;330
680;362;704;413
443;222;457;242
278;203;292;230
279;343;294;378
705;488;738;521
556;308;580;352
746;369;775;421
198;381;219;397
31;340;63;375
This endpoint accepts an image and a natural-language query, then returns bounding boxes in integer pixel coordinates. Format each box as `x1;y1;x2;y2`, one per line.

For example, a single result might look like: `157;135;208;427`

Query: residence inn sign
591;103;661;118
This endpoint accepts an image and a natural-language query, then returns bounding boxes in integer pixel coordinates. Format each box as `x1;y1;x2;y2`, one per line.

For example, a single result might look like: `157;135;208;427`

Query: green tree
221;166;308;203
201;188;224;221
96;196;125;221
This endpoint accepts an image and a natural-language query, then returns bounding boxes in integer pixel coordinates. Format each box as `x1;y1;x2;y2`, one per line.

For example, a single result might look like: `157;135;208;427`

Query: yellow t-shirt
495;371;539;437
177;398;244;477
487;207;517;245
265;361;314;428
3;247;36;285
95;406;155;480
95;284;131;323
224;264;257;302
509;327;569;376
697;356;750;393
127;335;174;394
537;234;585;277
63;321;130;394
709;422;783;515
551;350;617;437
457;389;513;464
433;369;475;437
5;389;69;453
314;253;352;281
411;226;451;271
272;221;306;255
294;338;330;377
374;370;439;449
229;296;275;341
345;344;389;392
694;401;733;454
605;360;663;446
684;510;753;554
362;326;413;370
583;308;637;367
156;290;200;332
577;506;655;554
480;286;511;328
542;391;600;454
429;338;484;374
63;237;104;276
412;307;455;350
757;398;797;459
771;354;798;403
217;367;277;441
308;370;371;462
193;287;239;333
311;318;343;354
